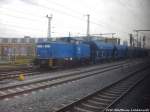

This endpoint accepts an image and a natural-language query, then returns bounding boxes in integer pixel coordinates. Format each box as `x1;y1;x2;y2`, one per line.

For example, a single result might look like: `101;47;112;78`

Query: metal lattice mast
46;14;53;39
86;14;90;37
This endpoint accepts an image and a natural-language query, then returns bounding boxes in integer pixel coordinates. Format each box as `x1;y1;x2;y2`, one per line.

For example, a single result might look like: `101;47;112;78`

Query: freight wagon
34;37;148;68
114;45;128;59
84;40;115;64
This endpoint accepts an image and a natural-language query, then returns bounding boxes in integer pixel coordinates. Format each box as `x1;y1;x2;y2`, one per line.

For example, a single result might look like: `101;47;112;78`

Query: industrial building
0;37;48;64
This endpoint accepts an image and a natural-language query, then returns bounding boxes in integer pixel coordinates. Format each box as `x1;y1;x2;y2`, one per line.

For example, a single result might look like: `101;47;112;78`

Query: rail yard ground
112;74;150;109
0;58;149;112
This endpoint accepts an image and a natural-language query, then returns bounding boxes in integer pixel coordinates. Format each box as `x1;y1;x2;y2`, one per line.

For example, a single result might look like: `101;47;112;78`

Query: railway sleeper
86;100;108;107
92;97;112;104
97;94;116;100
104;90;124;94
73;104;102;112
99;92;119;97
108;88;127;92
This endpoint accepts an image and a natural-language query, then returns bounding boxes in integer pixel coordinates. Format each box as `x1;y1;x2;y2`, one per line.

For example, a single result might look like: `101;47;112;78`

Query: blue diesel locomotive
34;37;148;68
35;41;90;67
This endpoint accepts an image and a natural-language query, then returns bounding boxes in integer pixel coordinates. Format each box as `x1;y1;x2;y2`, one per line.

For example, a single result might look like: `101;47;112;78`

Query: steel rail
53;66;149;112
0;60;137;100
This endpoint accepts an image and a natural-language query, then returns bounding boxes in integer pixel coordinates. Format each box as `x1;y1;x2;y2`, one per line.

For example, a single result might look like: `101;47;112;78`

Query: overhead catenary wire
0;0;146;37
0;11;46;22
0;2;118;29
0;3;107;29
118;0;146;26
0;3;106;29
78;0;146;34
0;22;46;31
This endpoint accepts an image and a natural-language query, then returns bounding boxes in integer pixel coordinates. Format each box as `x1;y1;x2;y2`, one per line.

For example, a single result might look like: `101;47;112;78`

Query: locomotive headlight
65;58;68;60
70;58;72;60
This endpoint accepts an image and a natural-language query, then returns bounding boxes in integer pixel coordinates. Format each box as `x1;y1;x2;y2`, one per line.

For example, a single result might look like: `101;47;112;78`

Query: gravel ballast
0;59;149;112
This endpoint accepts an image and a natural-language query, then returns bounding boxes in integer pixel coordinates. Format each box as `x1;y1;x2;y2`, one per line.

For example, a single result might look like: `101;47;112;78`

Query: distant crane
92;33;116;38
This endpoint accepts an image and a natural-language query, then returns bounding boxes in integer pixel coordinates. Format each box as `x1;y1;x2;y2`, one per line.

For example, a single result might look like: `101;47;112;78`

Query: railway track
0;66;32;72
53;66;150;112
0;59;139;81
0;60;146;100
0;69;41;81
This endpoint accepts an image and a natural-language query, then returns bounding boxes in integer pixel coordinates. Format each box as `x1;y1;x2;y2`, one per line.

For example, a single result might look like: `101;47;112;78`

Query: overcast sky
0;0;150;42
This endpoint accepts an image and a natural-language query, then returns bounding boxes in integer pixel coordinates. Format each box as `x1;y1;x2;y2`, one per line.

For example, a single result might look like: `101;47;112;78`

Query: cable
45;0;84;16
0;23;45;31
0;7;45;19
118;0;145;25
0;6;106;32
0;1;125;32
0;0;143;38
0;11;45;22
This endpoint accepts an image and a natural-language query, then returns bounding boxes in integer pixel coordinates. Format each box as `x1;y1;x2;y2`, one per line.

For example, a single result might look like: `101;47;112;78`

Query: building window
21;38;27;43
29;38;35;43
12;38;18;43
2;38;8;43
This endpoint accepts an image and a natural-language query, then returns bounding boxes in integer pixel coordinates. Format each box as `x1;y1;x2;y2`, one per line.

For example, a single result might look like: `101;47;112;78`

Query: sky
0;0;150;44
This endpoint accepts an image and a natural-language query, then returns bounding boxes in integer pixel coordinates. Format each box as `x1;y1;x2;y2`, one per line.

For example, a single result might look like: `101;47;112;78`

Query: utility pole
139;36;142;48
143;36;146;48
129;33;133;47
135;31;139;47
133;30;150;48
86;14;90;37
69;32;71;37
111;33;116;38
46;14;53;39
